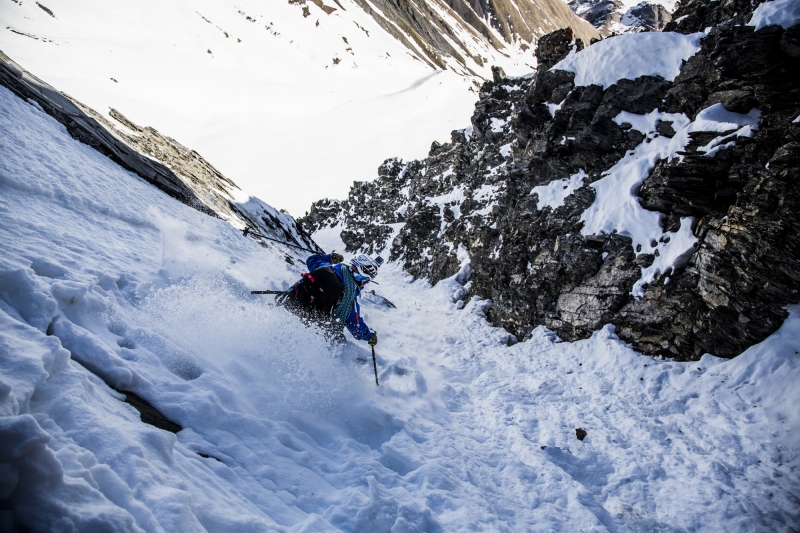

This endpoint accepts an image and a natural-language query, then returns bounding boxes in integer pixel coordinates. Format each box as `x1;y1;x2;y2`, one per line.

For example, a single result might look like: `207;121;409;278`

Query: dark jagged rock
303;7;800;361
536;28;583;70
666;0;754;35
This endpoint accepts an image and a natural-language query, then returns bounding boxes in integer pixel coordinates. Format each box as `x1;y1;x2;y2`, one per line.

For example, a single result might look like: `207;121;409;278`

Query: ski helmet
351;254;381;280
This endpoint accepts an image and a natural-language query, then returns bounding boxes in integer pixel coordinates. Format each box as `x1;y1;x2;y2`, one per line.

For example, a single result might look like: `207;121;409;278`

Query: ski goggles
353;273;372;285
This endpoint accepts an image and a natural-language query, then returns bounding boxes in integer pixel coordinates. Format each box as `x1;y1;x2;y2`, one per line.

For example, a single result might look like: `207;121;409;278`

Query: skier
278;252;382;346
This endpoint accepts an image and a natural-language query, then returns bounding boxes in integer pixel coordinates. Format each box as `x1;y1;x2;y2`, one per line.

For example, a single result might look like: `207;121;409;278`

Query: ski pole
372;345;379;387
252;288;295;306
243;227;323;254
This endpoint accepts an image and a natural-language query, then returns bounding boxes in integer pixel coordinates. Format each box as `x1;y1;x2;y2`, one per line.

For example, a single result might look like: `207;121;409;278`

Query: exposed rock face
665;0;753;35
568;0;672;36
622;2;673;32
302;11;800;360
0;50;320;257
346;0;599;72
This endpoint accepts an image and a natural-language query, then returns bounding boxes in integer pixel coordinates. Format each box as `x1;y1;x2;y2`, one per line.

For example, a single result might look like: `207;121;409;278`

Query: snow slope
0;0;541;216
2;86;800;531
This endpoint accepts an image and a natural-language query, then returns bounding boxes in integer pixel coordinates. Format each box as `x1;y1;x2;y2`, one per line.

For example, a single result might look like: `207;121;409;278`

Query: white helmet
351;254;382;280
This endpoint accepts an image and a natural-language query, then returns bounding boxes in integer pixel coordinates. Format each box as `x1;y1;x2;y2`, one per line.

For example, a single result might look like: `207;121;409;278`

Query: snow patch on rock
552;32;705;89
748;0;800;30
531;170;587;211
581;105;760;296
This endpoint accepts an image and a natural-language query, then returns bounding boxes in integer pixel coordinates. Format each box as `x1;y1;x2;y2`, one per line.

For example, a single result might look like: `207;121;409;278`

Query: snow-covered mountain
2;0;800;531
302;0;800;361
0;0;596;215
2;59;799;531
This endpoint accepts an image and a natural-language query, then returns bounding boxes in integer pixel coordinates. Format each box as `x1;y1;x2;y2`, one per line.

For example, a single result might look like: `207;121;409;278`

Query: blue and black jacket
306;254;373;341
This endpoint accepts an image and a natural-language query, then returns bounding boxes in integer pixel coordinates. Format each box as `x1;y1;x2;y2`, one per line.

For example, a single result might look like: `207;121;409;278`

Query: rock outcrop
302;5;800;361
567;0;626;35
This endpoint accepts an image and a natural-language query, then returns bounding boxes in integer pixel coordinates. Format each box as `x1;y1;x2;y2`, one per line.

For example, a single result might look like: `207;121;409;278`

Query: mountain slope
0;50;321;260
0;0;596;215
567;0;674;36
350;0;599;71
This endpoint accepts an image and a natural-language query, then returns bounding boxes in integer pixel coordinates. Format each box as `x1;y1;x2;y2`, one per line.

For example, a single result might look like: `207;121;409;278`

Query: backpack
289;266;344;315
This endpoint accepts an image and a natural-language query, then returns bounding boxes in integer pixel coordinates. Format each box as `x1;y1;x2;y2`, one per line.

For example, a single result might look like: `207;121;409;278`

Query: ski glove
368;330;378;346
330;252;344;264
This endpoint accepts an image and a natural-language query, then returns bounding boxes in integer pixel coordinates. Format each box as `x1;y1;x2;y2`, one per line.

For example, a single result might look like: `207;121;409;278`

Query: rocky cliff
301;0;800;361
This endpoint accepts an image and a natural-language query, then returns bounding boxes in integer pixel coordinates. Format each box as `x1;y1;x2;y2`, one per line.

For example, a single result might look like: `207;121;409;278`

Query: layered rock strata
343;0;599;72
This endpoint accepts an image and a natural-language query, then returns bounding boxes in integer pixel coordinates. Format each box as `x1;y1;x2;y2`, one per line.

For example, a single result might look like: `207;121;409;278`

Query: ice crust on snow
531;169;587;210
748;0;800;30
580;105;760;296
552;32;705;89
1;86;799;531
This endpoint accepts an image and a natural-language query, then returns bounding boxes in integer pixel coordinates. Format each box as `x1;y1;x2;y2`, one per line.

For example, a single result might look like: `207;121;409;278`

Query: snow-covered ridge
748;0;800;31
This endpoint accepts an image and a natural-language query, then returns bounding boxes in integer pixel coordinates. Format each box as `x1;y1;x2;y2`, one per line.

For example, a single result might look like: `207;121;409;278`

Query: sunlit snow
552;32;705;89
748;0;800;30
531;169;587;211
